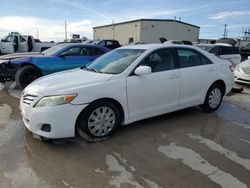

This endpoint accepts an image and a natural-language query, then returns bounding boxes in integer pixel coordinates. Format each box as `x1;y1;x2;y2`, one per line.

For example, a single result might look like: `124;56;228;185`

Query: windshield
86;48;145;74
42;43;69;56
195;45;213;51
244;43;250;49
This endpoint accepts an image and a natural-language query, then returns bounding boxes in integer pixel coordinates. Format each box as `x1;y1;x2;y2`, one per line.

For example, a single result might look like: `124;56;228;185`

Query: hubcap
88;106;116;137
209;88;222;109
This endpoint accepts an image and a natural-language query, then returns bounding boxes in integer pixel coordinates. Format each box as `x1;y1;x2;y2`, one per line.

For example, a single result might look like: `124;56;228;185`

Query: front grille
22;94;38;106
241;66;250;75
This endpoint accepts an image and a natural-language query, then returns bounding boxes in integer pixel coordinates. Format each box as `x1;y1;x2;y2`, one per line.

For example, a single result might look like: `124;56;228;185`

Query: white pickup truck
0;32;56;54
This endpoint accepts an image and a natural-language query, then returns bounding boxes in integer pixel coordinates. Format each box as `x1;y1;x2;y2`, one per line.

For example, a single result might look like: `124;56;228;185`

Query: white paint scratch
158;143;247;188
105;154;142;188
232;122;250;129
188;134;250;172
94;168;105;174
113;152;136;172
239;138;250;145
62;180;74;188
143;178;163;188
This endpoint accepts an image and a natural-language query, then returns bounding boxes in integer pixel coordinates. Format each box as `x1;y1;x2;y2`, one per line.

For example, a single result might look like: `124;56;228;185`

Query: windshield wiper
81;67;101;73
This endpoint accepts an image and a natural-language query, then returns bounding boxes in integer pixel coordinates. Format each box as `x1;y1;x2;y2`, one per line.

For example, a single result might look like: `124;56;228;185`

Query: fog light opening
41;124;51;132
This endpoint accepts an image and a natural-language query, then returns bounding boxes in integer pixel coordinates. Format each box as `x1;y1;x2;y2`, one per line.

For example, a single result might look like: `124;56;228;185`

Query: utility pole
36;29;39;39
112;19;115;40
65;20;68;41
223;24;227;38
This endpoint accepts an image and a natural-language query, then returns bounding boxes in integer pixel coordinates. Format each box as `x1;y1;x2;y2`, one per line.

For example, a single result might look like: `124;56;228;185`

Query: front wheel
202;84;224;112
15;65;42;89
77;101;121;138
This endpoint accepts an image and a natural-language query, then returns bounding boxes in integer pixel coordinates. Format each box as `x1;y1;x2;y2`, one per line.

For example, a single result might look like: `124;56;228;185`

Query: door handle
169;73;180;79
208;67;215;72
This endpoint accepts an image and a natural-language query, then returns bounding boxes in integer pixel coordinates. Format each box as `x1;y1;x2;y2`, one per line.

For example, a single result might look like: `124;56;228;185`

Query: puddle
4;163;50;188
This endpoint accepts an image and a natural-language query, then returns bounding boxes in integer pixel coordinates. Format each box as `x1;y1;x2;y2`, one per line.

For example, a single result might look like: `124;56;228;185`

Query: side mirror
1;39;6;42
134;66;152;75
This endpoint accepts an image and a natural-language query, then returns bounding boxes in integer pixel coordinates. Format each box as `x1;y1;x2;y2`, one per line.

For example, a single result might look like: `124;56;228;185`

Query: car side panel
179;64;217;108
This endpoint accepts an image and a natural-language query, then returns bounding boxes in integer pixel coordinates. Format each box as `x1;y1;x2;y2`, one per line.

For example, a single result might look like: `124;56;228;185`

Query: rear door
176;48;217;108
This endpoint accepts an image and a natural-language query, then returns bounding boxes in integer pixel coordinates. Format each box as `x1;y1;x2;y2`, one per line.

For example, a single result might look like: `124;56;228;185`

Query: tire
202;84;224;113
77;101;121;138
15;65;42;89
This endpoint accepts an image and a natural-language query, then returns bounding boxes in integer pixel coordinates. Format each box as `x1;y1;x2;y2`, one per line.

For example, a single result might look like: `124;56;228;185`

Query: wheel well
20;63;42;74
211;80;226;95
75;98;125;130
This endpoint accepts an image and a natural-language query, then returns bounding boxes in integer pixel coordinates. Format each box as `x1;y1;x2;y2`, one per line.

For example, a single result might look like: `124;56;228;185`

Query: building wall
140;20;199;43
93;21;140;45
93;20;199;45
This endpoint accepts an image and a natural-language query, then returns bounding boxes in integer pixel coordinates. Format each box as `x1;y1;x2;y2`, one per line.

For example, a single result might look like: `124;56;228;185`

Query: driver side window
140;48;175;72
60;47;82;56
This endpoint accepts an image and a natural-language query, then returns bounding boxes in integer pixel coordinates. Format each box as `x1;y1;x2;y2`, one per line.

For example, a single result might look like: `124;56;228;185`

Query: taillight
229;65;235;72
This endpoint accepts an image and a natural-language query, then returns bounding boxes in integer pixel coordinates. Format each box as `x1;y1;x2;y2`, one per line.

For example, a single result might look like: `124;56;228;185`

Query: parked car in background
20;44;234;140
239;43;250;61
195;43;241;65
0;43;110;88
159;37;193;45
94;40;121;49
0;32;56;54
234;57;250;84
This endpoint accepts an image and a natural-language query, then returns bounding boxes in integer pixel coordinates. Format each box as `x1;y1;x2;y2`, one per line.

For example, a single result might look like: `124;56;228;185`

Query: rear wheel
202;84;224;112
77;101;121;138
15;65;42;89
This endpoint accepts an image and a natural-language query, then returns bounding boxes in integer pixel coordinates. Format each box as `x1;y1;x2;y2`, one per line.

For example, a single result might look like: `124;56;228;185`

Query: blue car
0;43;110;88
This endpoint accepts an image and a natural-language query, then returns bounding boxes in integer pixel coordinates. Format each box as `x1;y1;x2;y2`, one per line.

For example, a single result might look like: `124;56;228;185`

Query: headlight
34;94;77;107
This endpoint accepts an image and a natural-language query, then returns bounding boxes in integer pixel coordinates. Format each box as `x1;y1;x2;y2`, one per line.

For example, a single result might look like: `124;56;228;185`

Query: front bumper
234;69;250;84
0;62;17;82
20;99;88;139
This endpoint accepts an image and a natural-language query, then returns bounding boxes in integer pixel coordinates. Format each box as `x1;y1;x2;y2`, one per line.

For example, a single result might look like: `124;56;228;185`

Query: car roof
55;43;110;51
196;43;232;47
120;43;200;51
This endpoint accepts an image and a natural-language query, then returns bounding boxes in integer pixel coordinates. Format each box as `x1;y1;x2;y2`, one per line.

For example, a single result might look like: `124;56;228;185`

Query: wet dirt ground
0;83;250;188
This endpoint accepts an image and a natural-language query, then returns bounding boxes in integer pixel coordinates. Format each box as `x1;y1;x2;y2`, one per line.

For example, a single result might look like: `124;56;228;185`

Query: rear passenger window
209;46;221;55
141;49;175;72
221;47;239;55
177;49;212;68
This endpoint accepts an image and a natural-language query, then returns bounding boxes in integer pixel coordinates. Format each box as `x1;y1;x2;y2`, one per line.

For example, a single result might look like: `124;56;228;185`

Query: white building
93;19;200;45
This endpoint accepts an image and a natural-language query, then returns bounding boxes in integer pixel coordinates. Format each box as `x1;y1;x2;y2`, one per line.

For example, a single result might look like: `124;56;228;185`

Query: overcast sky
0;0;249;41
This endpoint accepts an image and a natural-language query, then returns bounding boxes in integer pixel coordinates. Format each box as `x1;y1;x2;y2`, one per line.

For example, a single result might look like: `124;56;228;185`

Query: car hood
0;52;42;60
25;68;114;94
239;59;250;68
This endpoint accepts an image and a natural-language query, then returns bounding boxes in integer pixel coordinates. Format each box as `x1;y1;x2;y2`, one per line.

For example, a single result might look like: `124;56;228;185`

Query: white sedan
234;57;250;84
20;44;234;139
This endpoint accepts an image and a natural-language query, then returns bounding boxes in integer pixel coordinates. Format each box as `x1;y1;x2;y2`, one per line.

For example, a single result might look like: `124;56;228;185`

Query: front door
19;36;28;52
1;35;15;54
127;48;180;120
